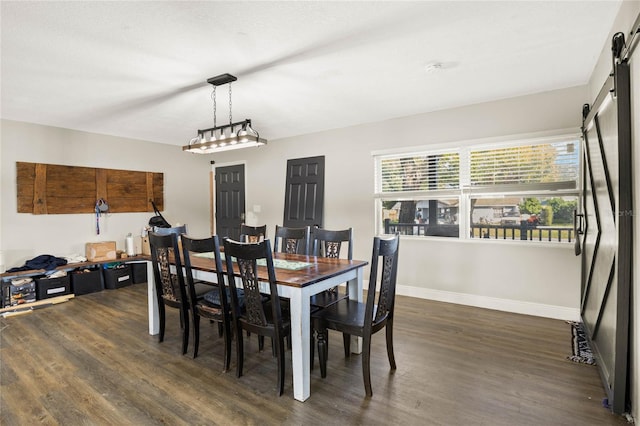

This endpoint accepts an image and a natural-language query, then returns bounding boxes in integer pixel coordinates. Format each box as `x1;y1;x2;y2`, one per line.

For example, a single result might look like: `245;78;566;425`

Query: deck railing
383;219;573;242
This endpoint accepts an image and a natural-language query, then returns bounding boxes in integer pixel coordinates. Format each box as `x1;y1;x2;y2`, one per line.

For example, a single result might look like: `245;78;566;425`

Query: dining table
145;251;368;402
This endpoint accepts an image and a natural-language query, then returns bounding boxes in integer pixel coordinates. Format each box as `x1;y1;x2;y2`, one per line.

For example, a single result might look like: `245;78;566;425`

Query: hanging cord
211;85;217;129
228;82;233;126
94;198;108;234
95;201;101;234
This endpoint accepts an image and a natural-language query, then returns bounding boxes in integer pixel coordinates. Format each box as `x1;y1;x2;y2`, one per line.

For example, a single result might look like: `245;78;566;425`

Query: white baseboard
389;284;580;321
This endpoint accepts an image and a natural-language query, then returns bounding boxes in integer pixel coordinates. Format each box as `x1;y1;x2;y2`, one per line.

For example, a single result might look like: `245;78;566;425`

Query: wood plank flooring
0;283;629;425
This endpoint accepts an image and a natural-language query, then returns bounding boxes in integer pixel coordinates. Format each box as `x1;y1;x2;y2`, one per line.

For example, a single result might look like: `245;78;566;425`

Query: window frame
373;132;582;244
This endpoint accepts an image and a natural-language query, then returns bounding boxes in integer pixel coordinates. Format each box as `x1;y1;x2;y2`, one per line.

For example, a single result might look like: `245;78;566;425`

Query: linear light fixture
183;73;267;154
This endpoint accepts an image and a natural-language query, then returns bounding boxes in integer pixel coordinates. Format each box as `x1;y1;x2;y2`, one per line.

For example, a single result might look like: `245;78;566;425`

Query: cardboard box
103;265;132;289
36;275;71;300
86;241;117;262
71;268;104;295
141;236;151;255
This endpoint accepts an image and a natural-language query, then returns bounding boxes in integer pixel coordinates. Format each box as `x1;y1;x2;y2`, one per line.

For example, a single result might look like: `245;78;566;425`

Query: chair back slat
223;238;281;328
366;233;400;326
240;224;267;243
153;224;187;237
149;232;187;304
236;258;267;325
274;225;311;255
312;228;353;260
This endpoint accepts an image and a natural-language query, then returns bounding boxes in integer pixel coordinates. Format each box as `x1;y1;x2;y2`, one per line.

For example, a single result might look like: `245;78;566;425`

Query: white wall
212;86;587;320
588;1;640;420
1;119;212;268
1;87;588;322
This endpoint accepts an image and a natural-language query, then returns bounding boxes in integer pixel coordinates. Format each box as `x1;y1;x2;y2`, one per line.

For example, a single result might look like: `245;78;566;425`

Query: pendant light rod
198;119;252;135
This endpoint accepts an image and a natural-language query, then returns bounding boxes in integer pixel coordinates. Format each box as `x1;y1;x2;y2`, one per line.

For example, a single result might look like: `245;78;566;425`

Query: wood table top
186;252;367;288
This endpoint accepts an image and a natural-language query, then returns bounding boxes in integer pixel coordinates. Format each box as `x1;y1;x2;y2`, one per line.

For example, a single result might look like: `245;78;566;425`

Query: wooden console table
1;256;151;317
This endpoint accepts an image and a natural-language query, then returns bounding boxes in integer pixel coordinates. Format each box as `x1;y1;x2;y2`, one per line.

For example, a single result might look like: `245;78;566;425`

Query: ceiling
1;1;622;147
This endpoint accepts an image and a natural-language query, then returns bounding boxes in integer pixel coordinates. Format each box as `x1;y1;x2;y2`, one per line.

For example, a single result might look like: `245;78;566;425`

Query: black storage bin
130;262;148;284
103;265;132;289
71;268;104;295
2;278;37;307
36;275;71;300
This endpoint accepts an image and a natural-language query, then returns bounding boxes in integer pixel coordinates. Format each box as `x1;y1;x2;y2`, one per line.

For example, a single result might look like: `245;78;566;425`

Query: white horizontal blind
377;151;460;193
469;140;580;190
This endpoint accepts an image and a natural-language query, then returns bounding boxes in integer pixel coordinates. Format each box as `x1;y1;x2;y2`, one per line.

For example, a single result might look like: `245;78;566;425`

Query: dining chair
273;225;310;255
272;225;310;348
152;224;187;236
239;224;267;243
310;227;353;308
311;232;400;397
153;224;211;289
308;227;354;368
148;231;191;355
223;238;291;396
182;234;240;370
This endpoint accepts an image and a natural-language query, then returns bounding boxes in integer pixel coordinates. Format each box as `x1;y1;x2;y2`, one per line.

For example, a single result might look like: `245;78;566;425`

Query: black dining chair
308;227;354;368
223;238;291;396
239;224;267;243
148;231;191;354
310;227;353;308
181;235;238;370
273;225;310;255
153;224;211;289
311;233;400;397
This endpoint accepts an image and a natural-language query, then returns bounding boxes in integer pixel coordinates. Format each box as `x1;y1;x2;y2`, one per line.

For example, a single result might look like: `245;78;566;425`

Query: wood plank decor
16;162;164;214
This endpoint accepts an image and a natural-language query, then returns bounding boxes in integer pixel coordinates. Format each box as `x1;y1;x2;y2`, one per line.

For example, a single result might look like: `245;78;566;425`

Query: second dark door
283;156;325;229
215;164;245;241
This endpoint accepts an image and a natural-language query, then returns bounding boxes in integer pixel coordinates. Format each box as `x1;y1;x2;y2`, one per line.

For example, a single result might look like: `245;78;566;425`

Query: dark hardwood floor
0;283;629;425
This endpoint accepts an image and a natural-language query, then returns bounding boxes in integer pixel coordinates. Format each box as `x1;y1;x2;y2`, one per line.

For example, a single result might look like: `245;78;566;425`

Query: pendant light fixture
183;73;267;154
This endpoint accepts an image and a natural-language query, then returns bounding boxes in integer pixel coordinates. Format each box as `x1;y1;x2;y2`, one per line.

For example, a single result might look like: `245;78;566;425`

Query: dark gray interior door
216;164;245;241
580;60;632;415
283;156;325;228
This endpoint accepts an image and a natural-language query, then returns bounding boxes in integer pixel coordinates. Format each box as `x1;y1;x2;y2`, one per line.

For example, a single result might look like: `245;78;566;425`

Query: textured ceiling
1;1;621;146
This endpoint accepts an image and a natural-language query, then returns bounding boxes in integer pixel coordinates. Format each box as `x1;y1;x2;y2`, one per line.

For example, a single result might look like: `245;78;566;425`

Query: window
374;135;581;243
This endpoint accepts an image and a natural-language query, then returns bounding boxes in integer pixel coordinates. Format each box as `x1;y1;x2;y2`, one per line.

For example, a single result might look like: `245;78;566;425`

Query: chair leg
222;319;232;372
218;322;224;337
342;333;351;358
362;334;373;397
386;320;396;370
193;314;200;358
317;328;328;378
259;335;265;351
158;303;166;343
276;334;286;396
236;324;244;378
310;327;315;370
181;309;190;355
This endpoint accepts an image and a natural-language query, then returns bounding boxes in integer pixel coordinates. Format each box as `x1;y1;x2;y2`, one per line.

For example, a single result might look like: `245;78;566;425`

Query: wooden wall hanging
16;162;164;214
